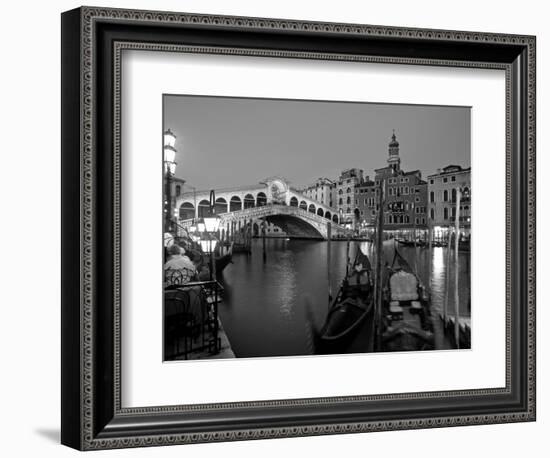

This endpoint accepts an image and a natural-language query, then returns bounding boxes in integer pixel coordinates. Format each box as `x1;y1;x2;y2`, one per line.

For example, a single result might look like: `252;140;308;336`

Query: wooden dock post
262;219;267;264
428;220;433;293
454;188;461;348
443;226;452;326
327;222;332;308
374;179;385;351
248;218;253;255
413;204;418;275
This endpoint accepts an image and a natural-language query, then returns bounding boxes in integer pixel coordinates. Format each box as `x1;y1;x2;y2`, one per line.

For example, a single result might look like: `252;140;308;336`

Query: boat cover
390;270;419;301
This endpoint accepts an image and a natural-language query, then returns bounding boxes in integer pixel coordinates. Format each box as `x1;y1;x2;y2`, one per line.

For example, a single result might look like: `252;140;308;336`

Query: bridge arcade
175;177;346;239
176;177;340;224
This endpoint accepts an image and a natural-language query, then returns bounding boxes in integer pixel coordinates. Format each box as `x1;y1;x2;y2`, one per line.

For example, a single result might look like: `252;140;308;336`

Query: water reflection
219;238;470;358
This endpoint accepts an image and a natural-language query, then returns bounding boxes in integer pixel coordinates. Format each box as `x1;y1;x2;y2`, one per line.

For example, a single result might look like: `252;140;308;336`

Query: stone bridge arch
218;204;347;240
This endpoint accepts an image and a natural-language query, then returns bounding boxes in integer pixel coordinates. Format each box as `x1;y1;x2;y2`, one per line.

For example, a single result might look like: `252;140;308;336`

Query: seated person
187;249;211;282
164;244;197;286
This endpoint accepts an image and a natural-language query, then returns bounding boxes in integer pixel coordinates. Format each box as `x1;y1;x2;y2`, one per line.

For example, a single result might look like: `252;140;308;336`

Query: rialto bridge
175;177;347;239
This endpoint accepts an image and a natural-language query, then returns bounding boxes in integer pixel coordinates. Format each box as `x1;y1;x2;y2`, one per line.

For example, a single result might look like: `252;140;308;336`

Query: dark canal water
218;238;470;358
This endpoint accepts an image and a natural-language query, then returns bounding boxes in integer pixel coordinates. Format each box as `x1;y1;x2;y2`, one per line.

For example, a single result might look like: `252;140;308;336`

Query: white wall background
0;0;545;456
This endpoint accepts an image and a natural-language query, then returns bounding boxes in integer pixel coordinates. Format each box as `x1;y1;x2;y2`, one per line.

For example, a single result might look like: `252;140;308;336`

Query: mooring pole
345;235;350;278
262;220;267;264
248;218;253;255
428;220;433;294
375;179;385;351
454;188;461;349
443;227;452;326
327;222;332;308
413;203;418;275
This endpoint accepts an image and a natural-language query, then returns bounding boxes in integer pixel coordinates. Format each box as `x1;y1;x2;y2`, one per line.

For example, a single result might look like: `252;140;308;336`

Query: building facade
427;165;471;239
336;168;364;223
299;177;336;209
354;132;428;234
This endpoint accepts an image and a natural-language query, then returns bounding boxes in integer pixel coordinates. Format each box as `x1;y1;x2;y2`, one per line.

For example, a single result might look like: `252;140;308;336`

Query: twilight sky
164;95;470;191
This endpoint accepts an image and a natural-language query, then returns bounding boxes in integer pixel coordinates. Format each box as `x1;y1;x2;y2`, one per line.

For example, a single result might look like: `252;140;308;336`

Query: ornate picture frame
61;6;536;450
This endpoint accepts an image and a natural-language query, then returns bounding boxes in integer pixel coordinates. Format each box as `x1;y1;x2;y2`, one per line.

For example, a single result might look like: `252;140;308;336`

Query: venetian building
355;131;428;232
427;165;471;239
299;177;336;209
336;168;364;224
387;130;401;172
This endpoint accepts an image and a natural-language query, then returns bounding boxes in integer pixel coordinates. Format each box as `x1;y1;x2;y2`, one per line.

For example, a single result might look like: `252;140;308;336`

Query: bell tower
387;129;401;172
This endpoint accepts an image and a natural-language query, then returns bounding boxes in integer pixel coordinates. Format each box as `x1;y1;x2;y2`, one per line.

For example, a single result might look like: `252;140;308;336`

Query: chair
389;301;404;320
389;271;419;302
164;267;195;288
164;287;207;360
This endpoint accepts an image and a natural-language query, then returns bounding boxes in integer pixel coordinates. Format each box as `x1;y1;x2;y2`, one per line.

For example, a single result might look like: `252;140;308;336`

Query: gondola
312;247;375;355
396;238;426;248
395;238;415;247
380;242;435;352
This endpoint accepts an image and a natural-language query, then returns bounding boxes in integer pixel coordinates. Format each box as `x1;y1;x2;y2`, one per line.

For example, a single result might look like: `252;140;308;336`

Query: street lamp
187;190;221;281
164;129;177;233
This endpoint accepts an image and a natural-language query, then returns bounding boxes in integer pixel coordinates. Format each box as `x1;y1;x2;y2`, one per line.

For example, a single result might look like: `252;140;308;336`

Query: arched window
198;199;212;217
443;190;449;202
338;189;343;195
290;196;298;207
244;194;255;209
317;208;324;217
339;198;343;205
299;201;307;210
179;202;195;220
308;204;316;214
325;211;331;220
346;187;351;193
332;214;339;223
256;192;267;206
430;208;435;220
346;196;351;204
452;188;457;203
214;197;227;214
229;196;242;212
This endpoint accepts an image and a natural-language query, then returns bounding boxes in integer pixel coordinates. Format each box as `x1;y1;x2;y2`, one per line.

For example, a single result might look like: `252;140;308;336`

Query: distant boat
396;238;426;248
311;247;375;355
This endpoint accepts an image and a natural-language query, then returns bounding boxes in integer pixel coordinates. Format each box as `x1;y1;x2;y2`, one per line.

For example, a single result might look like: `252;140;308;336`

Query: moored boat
312;247;375;355
380;242;435;352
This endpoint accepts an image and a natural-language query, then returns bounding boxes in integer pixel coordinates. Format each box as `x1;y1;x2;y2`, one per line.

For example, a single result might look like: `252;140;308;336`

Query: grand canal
218;238;471;358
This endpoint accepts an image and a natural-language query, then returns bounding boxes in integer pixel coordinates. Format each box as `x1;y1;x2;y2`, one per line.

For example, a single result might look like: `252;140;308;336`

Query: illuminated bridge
175;177;347;239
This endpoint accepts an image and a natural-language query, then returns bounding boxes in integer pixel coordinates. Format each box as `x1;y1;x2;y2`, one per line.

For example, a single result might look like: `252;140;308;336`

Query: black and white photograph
162;95;472;361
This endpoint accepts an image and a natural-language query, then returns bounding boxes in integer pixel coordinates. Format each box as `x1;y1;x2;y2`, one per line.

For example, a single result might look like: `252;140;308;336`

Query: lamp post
163;128;177;234
188;190;221;281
